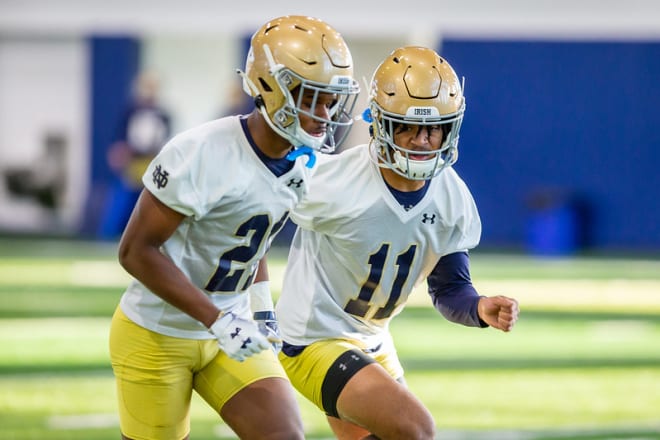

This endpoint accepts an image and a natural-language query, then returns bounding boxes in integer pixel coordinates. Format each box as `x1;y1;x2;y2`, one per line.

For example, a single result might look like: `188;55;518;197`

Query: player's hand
209;312;270;362
253;311;283;353
477;295;519;332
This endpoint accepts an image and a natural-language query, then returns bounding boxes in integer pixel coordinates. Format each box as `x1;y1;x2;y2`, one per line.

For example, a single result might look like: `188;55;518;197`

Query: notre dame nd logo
152;164;169;189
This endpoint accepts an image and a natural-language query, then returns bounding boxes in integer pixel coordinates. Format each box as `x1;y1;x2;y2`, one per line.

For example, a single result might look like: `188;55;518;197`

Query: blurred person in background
217;78;255;118
108;15;359;440
98;70;172;240
276;46;520;440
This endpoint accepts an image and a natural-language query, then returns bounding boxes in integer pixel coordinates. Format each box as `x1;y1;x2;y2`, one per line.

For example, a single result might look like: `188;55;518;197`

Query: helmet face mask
368;46;466;180
240;15;360;152
271;68;359;152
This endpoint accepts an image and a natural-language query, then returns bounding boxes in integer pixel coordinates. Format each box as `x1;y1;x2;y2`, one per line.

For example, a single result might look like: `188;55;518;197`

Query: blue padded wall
441;40;660;252
83;35;140;236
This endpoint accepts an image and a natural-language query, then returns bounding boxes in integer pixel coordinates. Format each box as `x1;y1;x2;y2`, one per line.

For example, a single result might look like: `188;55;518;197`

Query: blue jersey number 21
205;212;288;293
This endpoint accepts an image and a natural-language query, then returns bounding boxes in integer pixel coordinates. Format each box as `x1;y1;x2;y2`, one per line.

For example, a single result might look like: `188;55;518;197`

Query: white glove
209;312;270;362
249;281;283;353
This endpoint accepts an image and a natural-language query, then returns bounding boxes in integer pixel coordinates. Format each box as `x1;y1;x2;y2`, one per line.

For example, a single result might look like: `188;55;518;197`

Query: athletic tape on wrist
249;281;273;312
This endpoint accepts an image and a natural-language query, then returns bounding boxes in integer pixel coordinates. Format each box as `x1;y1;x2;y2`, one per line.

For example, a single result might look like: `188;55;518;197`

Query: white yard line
47;413;118;429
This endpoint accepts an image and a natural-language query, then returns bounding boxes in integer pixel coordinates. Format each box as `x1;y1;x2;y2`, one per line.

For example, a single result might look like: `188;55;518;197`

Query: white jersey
276;144;481;349
120;116;310;339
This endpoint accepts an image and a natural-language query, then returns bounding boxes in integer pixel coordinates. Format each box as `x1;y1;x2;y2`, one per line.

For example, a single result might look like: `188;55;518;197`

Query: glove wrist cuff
253;310;276;321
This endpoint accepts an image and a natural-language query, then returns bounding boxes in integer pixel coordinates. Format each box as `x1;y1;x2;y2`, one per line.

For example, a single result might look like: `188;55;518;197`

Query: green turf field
1;237;659;439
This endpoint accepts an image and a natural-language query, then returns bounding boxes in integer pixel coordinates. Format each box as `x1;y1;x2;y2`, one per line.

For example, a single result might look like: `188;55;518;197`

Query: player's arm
427;251;519;332
249;256;282;351
118;189;270;360
118;188;222;327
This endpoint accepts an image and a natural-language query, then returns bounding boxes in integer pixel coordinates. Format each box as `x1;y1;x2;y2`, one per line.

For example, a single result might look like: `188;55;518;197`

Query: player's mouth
310;128;327;138
409;151;434;161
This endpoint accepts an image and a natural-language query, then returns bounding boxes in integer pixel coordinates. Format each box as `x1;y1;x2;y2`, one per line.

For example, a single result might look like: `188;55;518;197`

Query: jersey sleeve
443;171;482;254
289;154;337;231
289;194;325;230
427;251;487;328
142;137;206;219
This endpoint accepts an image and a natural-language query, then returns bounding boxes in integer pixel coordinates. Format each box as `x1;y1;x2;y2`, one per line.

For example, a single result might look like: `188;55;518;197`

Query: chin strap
286;146;317;168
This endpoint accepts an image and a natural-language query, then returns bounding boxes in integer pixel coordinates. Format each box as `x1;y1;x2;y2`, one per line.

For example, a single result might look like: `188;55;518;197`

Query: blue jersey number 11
344;243;416;320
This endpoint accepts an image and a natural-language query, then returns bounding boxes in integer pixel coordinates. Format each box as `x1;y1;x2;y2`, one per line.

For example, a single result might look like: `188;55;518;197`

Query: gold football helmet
239;15;360;152
367;46;465;179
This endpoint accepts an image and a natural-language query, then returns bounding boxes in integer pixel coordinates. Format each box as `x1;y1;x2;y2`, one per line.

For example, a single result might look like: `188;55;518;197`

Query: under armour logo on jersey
152;164;169;189
422;213;436;224
287;178;304;188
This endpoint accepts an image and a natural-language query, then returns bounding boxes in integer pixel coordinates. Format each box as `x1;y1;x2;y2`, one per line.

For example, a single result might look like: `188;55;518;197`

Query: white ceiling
2;0;660;40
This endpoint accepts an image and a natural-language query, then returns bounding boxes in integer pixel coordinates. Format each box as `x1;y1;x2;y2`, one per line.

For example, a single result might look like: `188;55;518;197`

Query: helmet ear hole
258;78;273;92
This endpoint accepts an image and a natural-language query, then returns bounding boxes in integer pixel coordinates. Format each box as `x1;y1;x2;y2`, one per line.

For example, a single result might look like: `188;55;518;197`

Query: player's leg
109;306;195;440
220;376;303;439
279;339;435;440
326;414;371;440
333;362;435;440
195;348;305;440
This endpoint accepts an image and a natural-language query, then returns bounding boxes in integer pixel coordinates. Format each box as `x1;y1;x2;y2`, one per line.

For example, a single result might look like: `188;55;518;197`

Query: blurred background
1;0;659;254
1;2;660;439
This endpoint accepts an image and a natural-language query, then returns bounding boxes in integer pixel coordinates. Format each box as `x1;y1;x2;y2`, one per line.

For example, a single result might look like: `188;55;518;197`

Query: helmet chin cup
270;104;328;151
289;124;327;151
393;150;443;180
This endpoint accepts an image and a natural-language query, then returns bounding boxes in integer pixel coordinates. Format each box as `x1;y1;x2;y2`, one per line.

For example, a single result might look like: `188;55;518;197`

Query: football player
108;15;359;440
276;46;520;440
100;70;171;239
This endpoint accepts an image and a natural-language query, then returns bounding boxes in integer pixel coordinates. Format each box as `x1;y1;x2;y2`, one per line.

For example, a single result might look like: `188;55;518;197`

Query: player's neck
246;112;293;159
